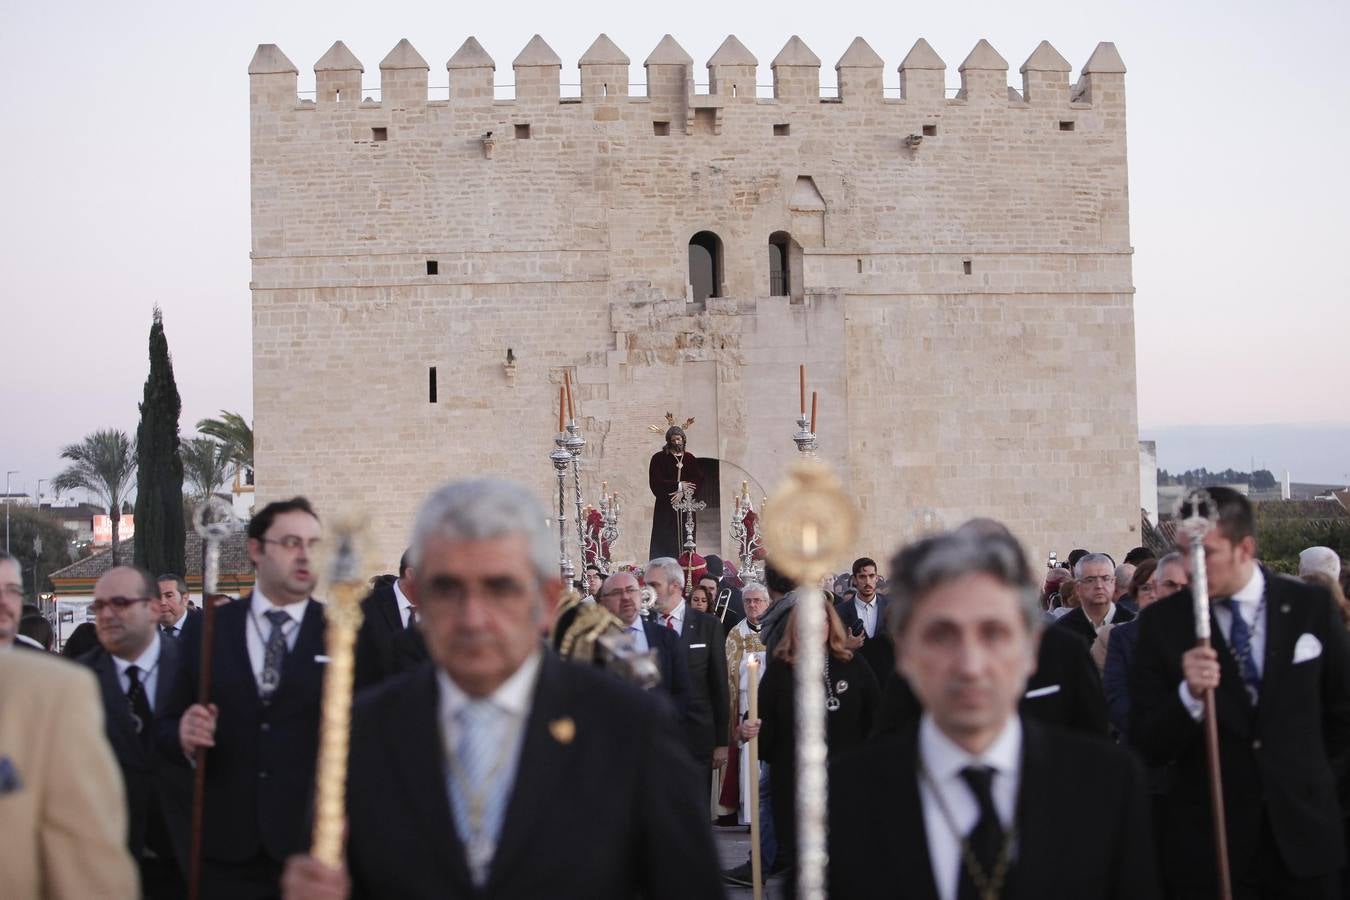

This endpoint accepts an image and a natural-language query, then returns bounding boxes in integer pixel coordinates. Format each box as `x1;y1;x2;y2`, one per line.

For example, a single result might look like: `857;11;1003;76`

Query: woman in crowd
689;584;711;614
740;599;878;885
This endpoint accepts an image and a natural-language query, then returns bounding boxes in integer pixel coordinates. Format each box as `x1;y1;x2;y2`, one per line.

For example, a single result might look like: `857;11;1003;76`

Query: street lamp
36;478;45;508
4;470;17;554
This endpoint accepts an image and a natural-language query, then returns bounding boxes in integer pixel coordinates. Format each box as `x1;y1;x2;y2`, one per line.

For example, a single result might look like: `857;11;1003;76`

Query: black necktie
125;664;153;747
957;765;1005;900
260;610;290;702
161;625;177;638
406;607;418;631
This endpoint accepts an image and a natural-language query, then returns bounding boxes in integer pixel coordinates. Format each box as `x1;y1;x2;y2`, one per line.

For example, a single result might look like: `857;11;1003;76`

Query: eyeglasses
601;586;642;599
1077;575;1115;586
90;596;152;614
1158;579;1186;593
259;536;322;552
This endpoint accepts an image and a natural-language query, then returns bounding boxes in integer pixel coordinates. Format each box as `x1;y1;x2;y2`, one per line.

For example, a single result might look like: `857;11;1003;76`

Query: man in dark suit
81;565;192;898
875;618;1109;739
596;571;691;718
646;556;730;787
1131;487;1350;898
703;555;745;630
831;529;1158;900
157;572;201;640
835;556;896;680
1104;551;1188;738
353;550;426;691
1054;552;1135;646
161;497;328;900
280;477;724;900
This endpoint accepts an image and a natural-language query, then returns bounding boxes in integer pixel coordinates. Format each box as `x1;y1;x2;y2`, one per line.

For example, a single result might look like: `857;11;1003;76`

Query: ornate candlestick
599;490;620;572
563;421;588;595
311;524;366;867
792;412;818;457
672;483;706;592
550;440;574;586
763;461;858;900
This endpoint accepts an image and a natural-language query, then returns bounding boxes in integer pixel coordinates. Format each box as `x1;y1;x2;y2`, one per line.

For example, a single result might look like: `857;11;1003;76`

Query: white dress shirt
163;608;189;638
1179;566;1267;720
113;634;164;711
854;595;879;638
660;600;686;636
246;588;309;693
393;579;416;628
1085;602;1121;632
918;714;1023;900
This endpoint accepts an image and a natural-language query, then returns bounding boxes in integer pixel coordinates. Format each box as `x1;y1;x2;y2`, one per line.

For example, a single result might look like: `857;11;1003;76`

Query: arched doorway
688;231;723;301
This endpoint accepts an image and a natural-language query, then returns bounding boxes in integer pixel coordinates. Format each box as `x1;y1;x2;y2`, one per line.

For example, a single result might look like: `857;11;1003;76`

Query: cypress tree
133;306;186;576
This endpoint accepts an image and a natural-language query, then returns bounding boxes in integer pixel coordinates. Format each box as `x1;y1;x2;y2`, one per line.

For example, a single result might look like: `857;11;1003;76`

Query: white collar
113;632;163;675
172;609;189;631
251;586;309;625
919;713;1022;784
663;600;686;622
855;592;878;608
393;579;414;615
437;649;542;720
1231;566;1266;606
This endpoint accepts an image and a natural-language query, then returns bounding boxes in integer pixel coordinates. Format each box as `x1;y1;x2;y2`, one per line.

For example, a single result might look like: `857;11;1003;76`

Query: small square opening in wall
515;123;531;140
921;123;938;137
1059;120;1076;132
774;123;790;136
426;260;438;276
857;259;863;273
962;259;973;275
428;367;438;403
653;121;670;136
371;127;388;142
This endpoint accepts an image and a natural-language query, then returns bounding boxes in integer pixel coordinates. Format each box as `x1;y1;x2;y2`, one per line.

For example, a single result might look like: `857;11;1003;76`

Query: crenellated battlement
248;34;1124;111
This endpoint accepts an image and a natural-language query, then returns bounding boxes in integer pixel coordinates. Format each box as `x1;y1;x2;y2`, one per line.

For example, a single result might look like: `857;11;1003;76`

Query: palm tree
52;429;137;566
196;410;253;482
181;437;233;502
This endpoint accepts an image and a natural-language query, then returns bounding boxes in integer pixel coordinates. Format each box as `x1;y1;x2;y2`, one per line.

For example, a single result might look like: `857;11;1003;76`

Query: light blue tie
449;701;514;886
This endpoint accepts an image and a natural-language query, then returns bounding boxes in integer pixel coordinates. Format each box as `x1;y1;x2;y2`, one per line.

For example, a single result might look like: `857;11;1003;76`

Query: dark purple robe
648;450;703;560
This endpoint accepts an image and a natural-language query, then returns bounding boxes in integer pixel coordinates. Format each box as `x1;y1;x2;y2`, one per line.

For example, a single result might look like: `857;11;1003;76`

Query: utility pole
4;470;17;553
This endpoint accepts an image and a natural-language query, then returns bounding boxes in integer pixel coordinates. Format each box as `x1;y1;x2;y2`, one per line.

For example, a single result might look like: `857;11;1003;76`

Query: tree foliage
1257;507;1350;575
1158;467;1277;490
51;429;137;566
196;410;253;476
4;506;73;597
133;307;186;576
181;437;233;501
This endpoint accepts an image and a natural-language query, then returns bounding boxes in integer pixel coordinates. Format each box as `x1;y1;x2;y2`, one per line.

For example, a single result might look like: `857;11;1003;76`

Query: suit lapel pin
1281;604;1290;613
836;680;849;693
549;717;576;745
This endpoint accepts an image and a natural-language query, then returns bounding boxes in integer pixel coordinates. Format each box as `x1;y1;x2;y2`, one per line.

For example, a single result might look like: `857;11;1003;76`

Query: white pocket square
1024;684;1061;699
314;655;331;664
1293;633;1322;664
689;643;707;650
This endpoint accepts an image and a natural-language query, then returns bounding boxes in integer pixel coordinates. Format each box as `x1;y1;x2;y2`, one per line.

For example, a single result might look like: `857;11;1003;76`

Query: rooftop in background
48;531;255;595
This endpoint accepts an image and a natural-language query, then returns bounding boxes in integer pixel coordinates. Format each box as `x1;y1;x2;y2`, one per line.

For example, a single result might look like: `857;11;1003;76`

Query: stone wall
249;34;1140;573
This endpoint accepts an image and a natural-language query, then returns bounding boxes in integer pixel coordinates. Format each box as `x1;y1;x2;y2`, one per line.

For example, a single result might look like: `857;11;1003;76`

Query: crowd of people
2;480;1350;899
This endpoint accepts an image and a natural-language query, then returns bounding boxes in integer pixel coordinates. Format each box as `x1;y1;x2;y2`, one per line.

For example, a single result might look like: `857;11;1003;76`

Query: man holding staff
1131;486;1350;898
281;477;723;899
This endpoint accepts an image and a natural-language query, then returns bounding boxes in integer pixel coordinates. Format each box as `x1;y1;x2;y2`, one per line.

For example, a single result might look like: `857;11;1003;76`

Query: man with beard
648;423;702;560
161;497;328;899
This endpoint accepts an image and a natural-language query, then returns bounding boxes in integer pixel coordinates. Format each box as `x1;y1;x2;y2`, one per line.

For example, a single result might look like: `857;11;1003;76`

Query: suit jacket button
1252;739;1262;750
261;723;271;733
259;770;269;779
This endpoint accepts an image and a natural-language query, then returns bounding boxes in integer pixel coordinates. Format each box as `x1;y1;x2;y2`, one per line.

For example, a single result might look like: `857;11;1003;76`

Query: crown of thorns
648;412;695;434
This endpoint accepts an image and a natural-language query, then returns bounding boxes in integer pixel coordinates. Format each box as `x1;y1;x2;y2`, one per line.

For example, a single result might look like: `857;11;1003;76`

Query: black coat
79;635;192;867
1130;570;1350;890
1054;603;1135;647
344;656;726;900
875;624;1109;739
666;608;730;759
641;619;693;721
829;718;1159;899
354;580;401;691
834;593;896;680
157;595;328;864
648;449;702;560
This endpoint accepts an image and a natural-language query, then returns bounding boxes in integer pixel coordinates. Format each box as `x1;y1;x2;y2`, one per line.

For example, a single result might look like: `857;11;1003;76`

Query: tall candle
564;371;575;420
810;391;818;433
558;387;565;432
799;364;806;415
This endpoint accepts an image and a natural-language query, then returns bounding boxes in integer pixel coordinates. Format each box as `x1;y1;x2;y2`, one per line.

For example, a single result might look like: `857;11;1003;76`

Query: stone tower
248;34;1139;571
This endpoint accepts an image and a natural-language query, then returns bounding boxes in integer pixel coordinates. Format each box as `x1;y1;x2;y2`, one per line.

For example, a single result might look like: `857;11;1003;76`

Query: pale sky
3;0;1348;499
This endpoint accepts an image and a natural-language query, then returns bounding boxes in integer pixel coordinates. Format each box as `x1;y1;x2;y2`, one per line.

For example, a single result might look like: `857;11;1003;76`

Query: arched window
688;231;723;301
769;232;791;297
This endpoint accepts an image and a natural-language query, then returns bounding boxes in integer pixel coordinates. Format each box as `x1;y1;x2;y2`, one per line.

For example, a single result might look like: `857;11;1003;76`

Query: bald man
596;571;691;720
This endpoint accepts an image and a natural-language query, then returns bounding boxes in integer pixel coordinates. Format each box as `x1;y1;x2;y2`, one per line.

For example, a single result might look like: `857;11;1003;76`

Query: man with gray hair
283;478;723;900
1300;546;1342;582
646;555;730;802
1054;552;1135;646
828;530;1157;898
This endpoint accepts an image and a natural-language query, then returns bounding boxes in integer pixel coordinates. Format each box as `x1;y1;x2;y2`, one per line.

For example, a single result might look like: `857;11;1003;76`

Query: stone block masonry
249;33;1139;572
